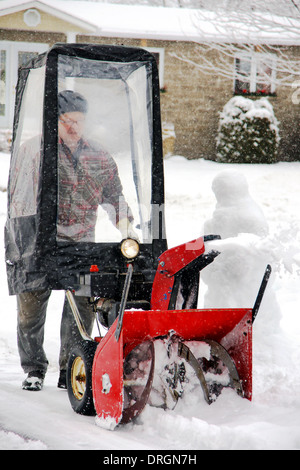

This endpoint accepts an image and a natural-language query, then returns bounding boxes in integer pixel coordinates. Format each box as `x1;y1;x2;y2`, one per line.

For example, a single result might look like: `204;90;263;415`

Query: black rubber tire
67;340;98;416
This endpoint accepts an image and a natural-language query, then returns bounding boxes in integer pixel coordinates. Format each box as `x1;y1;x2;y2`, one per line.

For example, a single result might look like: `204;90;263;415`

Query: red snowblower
5;44;271;430
66;239;271;429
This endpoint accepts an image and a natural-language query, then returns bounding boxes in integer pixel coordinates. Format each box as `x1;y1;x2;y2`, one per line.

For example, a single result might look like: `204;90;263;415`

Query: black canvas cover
5;44;166;295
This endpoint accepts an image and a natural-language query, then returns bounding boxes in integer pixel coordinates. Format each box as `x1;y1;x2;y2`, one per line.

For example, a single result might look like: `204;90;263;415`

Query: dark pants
17;289;95;375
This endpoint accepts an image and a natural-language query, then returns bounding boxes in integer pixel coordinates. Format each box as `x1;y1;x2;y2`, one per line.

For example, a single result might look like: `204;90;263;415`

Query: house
1;0;300;160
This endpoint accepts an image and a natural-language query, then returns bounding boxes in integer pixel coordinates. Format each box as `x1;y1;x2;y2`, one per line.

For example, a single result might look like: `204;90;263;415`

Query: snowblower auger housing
5;43;271;429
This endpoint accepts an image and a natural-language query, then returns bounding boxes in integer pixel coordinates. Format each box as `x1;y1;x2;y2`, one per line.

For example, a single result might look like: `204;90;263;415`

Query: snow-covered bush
216;96;280;163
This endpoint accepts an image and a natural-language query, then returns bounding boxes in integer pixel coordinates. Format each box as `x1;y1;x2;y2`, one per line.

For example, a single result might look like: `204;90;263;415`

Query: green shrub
216;96;280;163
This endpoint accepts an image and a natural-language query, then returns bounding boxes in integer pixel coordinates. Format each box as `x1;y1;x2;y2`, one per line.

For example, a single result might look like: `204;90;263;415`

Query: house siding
0;9;88;34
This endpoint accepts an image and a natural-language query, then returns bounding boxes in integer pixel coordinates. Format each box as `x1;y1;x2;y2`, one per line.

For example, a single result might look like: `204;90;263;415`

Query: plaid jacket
57;138;131;242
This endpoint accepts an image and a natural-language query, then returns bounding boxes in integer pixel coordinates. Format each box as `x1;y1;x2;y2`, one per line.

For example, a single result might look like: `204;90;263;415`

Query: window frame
234;52;277;96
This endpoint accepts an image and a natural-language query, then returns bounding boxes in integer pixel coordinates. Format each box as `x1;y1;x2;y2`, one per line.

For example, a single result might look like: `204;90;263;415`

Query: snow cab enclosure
5;43;166;298
5;44;272;429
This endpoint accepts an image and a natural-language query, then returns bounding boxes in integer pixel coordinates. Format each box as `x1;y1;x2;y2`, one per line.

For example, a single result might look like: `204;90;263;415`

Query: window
57;54;153;243
9;65;45;218
23;9;41;27
234;53;276;96
18;50;40;68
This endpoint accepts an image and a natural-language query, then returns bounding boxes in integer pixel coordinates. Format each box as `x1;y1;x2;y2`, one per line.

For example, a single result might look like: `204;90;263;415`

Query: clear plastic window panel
57;55;153;244
9;66;45;218
18;51;39;68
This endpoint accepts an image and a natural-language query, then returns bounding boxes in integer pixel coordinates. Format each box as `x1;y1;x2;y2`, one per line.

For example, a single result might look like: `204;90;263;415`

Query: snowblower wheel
67;340;98;416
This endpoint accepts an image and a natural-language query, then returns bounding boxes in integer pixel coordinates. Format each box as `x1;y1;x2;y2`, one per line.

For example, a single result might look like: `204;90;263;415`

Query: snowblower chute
5;43;271;429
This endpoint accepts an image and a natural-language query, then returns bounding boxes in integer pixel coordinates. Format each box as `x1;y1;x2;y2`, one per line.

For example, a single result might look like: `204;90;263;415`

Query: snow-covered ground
0;151;299;450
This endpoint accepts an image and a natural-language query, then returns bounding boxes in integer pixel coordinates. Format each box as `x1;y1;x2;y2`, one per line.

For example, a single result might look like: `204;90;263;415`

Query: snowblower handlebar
252;264;272;323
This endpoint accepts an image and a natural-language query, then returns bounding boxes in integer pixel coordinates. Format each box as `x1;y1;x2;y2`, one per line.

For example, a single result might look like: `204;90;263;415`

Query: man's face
58;111;85;146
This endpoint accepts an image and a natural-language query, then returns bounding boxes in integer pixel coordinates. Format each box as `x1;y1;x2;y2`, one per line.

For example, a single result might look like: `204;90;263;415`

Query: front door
0;41;48;129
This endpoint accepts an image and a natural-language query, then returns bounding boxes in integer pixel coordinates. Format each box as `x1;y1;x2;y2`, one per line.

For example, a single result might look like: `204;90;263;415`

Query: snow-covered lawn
0;151;299;450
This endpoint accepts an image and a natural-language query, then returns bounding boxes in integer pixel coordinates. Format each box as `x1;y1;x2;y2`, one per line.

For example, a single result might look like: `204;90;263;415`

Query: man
18;90;135;391
57;90;134;242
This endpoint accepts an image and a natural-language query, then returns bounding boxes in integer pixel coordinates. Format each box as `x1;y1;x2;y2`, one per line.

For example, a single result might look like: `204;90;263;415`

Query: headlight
120;238;140;260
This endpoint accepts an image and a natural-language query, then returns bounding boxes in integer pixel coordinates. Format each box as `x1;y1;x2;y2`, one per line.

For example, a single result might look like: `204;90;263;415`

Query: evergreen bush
216;96;280;163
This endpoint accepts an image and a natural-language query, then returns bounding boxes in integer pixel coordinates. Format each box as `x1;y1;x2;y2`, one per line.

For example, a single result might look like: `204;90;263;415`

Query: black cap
58;90;88;116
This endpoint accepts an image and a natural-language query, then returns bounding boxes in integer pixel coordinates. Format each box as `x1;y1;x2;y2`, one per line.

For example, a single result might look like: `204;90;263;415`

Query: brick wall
158;41;233;160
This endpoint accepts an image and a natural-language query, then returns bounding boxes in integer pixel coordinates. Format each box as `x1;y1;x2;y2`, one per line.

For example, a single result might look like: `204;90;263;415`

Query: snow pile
0;152;300;449
202;169;281;330
216;96;280;164
0;429;47;450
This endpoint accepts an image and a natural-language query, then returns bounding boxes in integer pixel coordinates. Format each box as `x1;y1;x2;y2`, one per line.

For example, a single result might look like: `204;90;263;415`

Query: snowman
204;170;268;238
201;170;281;335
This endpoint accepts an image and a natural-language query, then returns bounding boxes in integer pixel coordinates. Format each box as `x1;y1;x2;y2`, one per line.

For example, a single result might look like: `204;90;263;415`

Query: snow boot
57;370;67;389
22;370;45;391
